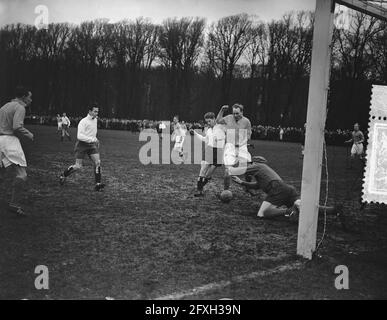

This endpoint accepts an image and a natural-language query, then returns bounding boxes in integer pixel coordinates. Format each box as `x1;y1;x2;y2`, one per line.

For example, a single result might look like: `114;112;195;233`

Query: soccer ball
220;190;233;203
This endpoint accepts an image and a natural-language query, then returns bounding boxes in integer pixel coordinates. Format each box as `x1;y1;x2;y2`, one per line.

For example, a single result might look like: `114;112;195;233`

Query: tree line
0;11;385;128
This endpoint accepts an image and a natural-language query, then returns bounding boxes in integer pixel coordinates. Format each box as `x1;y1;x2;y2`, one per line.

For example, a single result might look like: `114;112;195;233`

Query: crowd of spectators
25;115;354;146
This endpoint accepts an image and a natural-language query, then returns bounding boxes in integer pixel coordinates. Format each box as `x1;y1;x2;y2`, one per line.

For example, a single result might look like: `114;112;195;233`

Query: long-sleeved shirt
194;124;226;148
77;114;98;143
0;99;33;139
229;163;282;193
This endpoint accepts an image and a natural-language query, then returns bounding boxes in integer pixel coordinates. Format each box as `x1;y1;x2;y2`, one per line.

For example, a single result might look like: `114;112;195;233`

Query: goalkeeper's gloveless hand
232;176;243;184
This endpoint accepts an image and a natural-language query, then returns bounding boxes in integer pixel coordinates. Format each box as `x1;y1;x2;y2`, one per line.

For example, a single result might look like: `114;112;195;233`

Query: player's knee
257;209;266;218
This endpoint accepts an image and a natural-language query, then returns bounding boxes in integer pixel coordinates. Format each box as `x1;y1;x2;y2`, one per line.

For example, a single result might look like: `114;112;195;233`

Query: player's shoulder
78;117;88;124
214;123;226;131
10;100;25;110
242;116;251;124
12;102;26;115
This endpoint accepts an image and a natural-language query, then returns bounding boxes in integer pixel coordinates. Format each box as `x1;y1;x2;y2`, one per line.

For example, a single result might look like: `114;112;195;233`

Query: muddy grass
0;125;386;300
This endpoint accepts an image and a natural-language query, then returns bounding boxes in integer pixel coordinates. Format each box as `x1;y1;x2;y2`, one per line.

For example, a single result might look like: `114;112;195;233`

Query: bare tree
370;20;387;82
158;17;206;116
265;11;313;124
243;21;269;121
206;13;254;104
143;24;161;70
332;11;383;80
244;21;269;79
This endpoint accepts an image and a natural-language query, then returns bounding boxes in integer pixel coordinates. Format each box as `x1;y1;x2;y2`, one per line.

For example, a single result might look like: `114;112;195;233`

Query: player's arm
358;132;364;144
190;129;206;141
246;118;252;142
216;105;229;124
171;129;176;142
77;121;96;143
13;106;33;140
232;176;259;189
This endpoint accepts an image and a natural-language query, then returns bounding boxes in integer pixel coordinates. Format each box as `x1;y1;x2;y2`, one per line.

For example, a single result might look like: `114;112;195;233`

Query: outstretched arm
190;129;206;142
216;105;229;124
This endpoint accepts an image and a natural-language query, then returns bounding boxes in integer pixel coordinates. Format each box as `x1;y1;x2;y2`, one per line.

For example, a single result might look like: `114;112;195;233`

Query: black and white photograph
0;0;387;304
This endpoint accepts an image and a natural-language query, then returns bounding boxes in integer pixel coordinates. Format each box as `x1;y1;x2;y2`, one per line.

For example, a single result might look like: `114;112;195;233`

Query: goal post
297;0;387;260
297;0;335;260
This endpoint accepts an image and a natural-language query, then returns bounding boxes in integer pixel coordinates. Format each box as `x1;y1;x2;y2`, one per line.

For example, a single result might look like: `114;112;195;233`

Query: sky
0;0;316;27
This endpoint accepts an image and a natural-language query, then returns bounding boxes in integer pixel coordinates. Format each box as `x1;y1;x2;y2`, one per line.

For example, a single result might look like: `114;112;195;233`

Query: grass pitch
0;125;386;299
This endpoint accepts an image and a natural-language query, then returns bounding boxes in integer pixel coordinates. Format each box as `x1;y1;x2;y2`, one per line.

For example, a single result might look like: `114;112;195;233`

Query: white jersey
77;114;98;144
172;122;186;151
198;124;226;148
62;116;71;127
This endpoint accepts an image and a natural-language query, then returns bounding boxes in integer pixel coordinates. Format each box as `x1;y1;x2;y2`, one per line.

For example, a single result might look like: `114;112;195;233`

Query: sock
224;175;231;190
95;166;101;184
202;177;211;187
197;177;204;191
63;165;75;177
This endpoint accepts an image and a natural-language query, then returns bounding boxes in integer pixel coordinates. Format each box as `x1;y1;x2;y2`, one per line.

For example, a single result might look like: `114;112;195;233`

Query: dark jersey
245;163;282;192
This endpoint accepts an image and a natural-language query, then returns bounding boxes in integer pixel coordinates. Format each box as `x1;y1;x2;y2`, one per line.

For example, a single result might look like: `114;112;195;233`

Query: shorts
62;124;69;130
203;146;223;167
223;143;251;166
351;143;363;156
74;141;99;159
58;123;62;130
173;135;185;152
265;180;298;208
0;135;27;168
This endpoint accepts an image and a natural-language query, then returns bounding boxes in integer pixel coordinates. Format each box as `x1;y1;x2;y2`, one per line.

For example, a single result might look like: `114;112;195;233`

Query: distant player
190;112;226;197
216;104;252;191
57;114;62;134
59;104;105;191
345;123;364;168
61;112;72;142
0;86;34;216
230;161;342;220
158;121;167;139
279;127;284;141
171;115;187;161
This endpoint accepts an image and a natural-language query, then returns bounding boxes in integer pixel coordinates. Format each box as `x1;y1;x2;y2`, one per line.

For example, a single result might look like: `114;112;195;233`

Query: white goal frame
297;0;387;259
